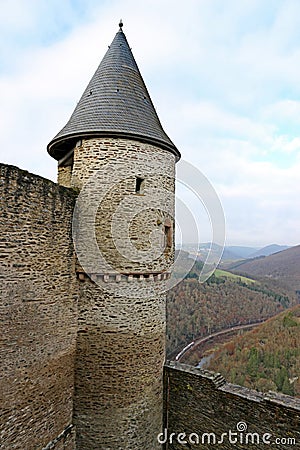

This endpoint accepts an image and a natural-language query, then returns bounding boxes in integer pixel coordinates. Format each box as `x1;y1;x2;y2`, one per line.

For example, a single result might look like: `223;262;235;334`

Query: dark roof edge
48;131;181;162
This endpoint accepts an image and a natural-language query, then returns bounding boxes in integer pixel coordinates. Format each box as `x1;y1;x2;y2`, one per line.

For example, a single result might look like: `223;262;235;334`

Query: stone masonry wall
69;137;176;449
2;160;299;450
164;362;300;449
74;280;166;449
71;137;175;275
58;165;72;188
0;164;78;450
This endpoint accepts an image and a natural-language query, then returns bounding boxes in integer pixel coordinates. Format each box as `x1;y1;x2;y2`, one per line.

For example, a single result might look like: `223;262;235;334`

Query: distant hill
229;245;300;291
178;243;291;262
184;242;235;261
179;242;253;262
226;245;260;259
205;305;300;397
248;244;290;258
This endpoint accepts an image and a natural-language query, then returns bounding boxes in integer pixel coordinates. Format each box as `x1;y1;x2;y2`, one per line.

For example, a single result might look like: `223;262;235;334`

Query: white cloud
1;0;299;246
180;101;275;144
262;100;300;125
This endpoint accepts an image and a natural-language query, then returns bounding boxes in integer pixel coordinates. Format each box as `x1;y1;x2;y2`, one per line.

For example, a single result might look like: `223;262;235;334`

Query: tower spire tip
119;19;123;31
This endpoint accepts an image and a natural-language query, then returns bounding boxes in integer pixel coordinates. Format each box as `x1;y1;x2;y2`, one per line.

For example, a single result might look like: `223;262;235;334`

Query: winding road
175;318;269;362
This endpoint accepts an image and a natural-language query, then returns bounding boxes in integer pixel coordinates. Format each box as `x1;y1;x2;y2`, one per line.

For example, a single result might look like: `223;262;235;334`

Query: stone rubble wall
164;362;300;450
58;165;72;188
0;162;299;450
71;138;175;449
0;164;78;450
74;280;166;449
71;138;176;275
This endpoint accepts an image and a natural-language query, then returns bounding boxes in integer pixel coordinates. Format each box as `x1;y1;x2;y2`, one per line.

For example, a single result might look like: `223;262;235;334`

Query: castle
0;23;299;450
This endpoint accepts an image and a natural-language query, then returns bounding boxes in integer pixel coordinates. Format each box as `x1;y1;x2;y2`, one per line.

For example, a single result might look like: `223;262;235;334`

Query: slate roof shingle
47;26;180;161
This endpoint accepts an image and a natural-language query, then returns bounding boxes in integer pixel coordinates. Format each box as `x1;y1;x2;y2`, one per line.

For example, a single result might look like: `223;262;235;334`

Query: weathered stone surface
70;137;175;449
164;362;300;449
1;159;300;450
0;164;77;450
74;281;165;449
58;165;72;188
71;137;175;275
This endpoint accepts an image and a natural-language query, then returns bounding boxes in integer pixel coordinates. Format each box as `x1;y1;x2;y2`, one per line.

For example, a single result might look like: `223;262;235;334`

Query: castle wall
58;165;73;188
2;162;300;450
70;137;176;449
74;280;166;449
0;164;78;450
164;362;300;449
71;137;175;274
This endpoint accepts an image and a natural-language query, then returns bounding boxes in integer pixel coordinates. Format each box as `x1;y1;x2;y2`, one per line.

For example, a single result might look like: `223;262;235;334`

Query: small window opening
164;224;172;248
135;177;145;194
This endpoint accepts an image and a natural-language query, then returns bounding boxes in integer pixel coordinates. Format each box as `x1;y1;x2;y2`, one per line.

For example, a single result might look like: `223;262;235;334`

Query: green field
214;269;256;284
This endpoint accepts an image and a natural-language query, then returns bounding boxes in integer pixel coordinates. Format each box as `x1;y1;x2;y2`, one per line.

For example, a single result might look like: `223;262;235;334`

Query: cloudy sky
1;0;300;247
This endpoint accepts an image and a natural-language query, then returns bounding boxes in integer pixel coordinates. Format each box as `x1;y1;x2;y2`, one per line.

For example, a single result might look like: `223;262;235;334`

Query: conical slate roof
47;24;180;161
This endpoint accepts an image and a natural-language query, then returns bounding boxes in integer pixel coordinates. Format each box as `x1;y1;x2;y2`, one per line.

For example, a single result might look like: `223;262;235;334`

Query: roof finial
119;19;123;31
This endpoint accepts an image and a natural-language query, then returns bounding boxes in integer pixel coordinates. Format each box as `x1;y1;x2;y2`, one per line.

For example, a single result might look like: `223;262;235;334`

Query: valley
167;243;300;397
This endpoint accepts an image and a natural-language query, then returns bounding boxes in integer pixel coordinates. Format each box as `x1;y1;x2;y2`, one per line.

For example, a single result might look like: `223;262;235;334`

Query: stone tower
48;22;180;449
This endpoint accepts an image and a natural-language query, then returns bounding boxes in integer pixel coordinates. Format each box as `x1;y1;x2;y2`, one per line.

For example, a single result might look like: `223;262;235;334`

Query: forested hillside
205;305;300;397
166;274;296;355
229;244;300;291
